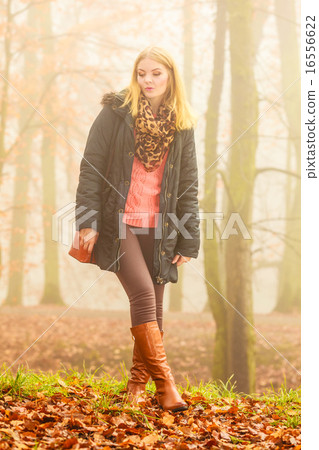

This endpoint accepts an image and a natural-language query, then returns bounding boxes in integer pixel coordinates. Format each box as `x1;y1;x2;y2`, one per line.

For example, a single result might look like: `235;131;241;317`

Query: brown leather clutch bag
68;230;96;264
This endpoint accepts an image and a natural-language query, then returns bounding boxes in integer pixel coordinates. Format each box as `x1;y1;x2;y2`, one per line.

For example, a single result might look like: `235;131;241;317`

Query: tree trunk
202;0;264;320
39;2;63;305
0;0;12;183
0;0;13;280
168;0;193;312
203;0;227;381
274;0;301;313
225;0;258;393
4;5;37;305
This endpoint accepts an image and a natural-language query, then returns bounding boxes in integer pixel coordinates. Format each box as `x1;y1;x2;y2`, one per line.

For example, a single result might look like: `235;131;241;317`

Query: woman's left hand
172;254;191;267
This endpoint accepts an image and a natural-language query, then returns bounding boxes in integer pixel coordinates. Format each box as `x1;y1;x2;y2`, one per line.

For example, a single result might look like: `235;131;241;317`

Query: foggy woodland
0;0;300;394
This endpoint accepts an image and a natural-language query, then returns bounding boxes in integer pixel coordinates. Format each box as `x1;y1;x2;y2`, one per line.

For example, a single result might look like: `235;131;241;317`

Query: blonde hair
122;46;197;131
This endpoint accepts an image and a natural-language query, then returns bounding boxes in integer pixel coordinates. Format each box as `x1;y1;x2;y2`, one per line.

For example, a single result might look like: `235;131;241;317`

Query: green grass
183;374;239;400
260;383;301;429
0;364;120;400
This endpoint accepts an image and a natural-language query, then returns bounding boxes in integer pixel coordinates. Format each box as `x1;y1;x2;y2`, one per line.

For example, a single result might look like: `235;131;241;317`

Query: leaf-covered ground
0;369;301;449
0;307;301;394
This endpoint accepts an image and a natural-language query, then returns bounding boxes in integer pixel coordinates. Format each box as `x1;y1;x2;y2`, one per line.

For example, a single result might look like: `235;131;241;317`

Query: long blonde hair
122;46;197;131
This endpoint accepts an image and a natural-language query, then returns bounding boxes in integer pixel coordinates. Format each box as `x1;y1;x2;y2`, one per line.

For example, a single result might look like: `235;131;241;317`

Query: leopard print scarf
134;93;176;172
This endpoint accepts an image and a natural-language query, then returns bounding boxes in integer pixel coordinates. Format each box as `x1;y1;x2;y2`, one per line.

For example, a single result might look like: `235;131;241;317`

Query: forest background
0;0;301;396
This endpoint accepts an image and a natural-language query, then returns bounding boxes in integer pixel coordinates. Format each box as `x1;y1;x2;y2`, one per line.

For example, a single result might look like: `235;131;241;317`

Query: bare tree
169;0;194;312
0;0;12;183
203;0;227;381
223;0;259;393
0;0;14;278
38;1;63;305
4;4;38;305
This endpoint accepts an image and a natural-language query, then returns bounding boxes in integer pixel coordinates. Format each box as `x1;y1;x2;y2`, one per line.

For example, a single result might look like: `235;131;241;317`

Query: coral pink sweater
123;127;169;228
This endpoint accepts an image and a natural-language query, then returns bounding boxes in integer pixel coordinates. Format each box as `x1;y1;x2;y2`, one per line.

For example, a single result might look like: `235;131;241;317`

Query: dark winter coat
75;91;200;284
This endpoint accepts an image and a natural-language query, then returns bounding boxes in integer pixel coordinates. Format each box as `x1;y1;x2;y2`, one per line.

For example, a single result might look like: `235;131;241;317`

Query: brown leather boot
126;339;150;400
127;331;164;400
131;321;188;412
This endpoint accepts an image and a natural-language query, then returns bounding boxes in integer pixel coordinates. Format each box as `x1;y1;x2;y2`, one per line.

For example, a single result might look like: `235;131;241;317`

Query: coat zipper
116;121;135;272
157;147;172;283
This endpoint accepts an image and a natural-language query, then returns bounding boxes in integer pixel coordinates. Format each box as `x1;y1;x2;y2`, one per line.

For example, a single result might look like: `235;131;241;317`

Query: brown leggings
116;223;165;331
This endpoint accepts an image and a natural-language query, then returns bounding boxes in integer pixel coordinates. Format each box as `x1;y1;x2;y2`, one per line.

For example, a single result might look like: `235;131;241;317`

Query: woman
75;46;200;412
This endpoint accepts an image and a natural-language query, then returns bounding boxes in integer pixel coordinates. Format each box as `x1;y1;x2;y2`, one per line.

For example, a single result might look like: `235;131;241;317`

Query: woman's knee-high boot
131;321;187;412
126;339;150;399
127;331;164;399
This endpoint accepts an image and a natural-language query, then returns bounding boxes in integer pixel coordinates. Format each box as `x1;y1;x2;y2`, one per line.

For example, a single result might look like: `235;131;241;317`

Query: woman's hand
171;254;191;267
79;228;99;254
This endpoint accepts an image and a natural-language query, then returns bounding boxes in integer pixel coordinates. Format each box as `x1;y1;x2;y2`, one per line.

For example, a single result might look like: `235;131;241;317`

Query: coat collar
102;89;134;128
113;102;134;129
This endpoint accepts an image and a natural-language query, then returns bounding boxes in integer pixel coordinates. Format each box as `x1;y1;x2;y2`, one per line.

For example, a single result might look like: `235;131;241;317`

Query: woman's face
137;58;170;105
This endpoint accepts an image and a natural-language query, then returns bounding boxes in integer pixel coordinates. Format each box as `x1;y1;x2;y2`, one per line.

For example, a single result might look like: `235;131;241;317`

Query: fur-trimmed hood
100;89;130;119
100;89;128;108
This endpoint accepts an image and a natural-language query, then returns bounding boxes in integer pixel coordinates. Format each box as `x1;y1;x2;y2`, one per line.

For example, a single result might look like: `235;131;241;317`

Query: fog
0;0;301;393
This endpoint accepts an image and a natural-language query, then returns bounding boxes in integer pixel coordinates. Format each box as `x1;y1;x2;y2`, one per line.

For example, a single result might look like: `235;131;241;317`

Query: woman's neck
148;97;163;116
